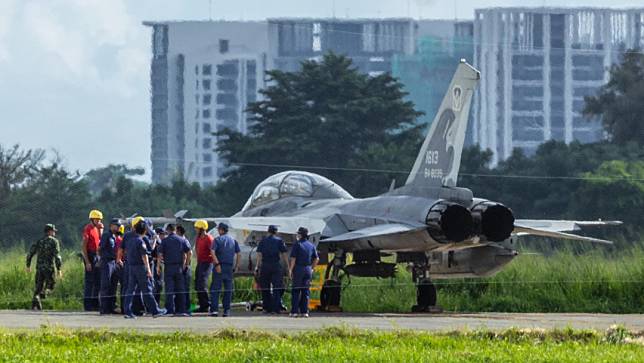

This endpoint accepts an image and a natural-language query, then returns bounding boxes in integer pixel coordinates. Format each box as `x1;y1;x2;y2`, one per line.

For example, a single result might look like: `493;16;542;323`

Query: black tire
320;279;342;308
416;279;437;308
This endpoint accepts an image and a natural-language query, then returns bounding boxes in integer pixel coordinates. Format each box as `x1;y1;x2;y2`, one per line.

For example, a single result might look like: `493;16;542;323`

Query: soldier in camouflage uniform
26;224;63;310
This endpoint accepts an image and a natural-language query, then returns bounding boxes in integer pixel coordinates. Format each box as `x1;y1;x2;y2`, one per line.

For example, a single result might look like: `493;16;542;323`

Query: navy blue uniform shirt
99;231;117;261
212;234;240;265
159;233;191;265
257;235;287;265
123;234;148;266
290;240;318;266
119;231;138;263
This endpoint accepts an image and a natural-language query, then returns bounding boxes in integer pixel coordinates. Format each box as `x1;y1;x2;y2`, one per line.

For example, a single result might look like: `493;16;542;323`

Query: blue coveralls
210;234;240;315
131;234;153;315
257;235;287;313
290;239;318;315
159;233;191;314
119;231;135;314
122;234;162;316
178;235;193;312
98;230;118;314
151;239;163;304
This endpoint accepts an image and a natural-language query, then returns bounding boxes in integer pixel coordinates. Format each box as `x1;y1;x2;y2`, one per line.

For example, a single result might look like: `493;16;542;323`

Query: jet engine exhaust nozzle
471;202;515;242
426;201;474;243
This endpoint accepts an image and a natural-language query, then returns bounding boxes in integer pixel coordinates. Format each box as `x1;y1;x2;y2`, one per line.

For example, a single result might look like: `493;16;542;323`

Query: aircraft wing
513;219;620;244
217;216;327;236
320;223;425;244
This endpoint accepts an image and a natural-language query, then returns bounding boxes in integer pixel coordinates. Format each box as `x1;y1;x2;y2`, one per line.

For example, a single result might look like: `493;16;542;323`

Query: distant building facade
393;21;474;126
472;7;644;165
145;18;472;185
145;21;270;185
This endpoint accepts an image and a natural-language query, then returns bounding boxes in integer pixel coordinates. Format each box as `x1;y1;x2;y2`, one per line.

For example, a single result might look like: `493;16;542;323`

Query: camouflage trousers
32;268;56;310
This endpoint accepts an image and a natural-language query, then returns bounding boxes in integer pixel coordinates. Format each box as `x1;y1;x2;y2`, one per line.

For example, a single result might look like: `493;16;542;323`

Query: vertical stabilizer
396;60;480;197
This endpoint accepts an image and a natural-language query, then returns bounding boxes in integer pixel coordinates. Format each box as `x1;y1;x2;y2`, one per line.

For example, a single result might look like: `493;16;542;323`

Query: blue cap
217;222;229;231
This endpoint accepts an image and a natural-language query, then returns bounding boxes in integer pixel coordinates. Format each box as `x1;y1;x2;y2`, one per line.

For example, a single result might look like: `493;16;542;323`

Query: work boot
32;297;42;310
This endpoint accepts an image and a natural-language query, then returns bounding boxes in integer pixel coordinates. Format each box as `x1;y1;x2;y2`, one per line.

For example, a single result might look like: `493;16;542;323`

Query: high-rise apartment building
472;8;644;165
145;18;470;185
145;21;270;185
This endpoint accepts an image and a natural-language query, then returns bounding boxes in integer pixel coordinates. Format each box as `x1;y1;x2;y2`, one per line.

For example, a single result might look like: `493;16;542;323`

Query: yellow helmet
131;216;145;228
194;220;209;231
89;209;103;220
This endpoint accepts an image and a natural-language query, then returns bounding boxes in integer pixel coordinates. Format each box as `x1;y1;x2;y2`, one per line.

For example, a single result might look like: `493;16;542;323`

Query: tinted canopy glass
242;171;353;211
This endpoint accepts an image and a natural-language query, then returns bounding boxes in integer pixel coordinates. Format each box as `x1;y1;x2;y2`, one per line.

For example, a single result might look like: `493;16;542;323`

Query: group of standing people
82;210;243;318
26;209;320;318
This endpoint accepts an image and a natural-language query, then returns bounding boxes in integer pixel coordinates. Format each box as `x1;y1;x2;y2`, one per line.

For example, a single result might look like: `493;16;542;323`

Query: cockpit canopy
241;171;353;211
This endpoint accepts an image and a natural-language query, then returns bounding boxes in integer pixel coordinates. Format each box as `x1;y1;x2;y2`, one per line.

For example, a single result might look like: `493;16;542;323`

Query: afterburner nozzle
426;201;474;243
471;201;515;242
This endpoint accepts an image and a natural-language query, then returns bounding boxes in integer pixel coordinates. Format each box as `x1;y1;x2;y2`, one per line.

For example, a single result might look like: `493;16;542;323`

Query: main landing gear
410;261;440;313
319;250;442;313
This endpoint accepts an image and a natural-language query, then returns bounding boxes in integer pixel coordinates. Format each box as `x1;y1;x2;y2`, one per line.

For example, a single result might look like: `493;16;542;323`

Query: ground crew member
82;209;103;311
26;224;62;310
152;227;165;304
209;222;240;317
132;219;157;315
288;227;319;318
255;225;288;314
158;224;192;316
98;219;121;314
193;220;213;313
120;219;166;319
176;225;192;314
114;224;125;312
117;216;143;315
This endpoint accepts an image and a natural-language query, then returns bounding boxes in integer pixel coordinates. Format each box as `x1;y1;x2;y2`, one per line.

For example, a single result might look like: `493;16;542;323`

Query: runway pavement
0;310;642;332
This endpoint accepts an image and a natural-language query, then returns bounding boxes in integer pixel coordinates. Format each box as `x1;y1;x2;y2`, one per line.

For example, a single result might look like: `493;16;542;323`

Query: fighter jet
215;61;620;312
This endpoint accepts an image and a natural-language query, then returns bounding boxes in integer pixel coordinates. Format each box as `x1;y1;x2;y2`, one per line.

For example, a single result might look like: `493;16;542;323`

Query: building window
312;22;322;52
217;78;236;91
219;39;229;54
203;64;212;76
203;153;212;162
195;65;199;75
203;94;211;105
217;62;238;77
203;138;212;149
202;79;211;90
203;109;211;118
203;167;212;177
195;94;200;105
203;122;211;133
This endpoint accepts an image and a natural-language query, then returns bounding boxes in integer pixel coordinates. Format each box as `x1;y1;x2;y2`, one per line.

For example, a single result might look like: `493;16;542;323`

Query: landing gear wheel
320;251;346;312
320;279;342;312
412;278;437;312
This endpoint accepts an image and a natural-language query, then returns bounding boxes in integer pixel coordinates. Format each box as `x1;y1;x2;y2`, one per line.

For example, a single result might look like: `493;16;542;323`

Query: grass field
0;327;642;362
1;246;643;313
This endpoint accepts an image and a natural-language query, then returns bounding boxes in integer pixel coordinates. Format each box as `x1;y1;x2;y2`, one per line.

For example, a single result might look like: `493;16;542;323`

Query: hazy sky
0;0;640;181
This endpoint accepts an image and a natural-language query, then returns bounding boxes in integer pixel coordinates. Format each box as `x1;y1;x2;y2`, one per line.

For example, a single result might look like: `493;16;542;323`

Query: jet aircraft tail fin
396;60;480;198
